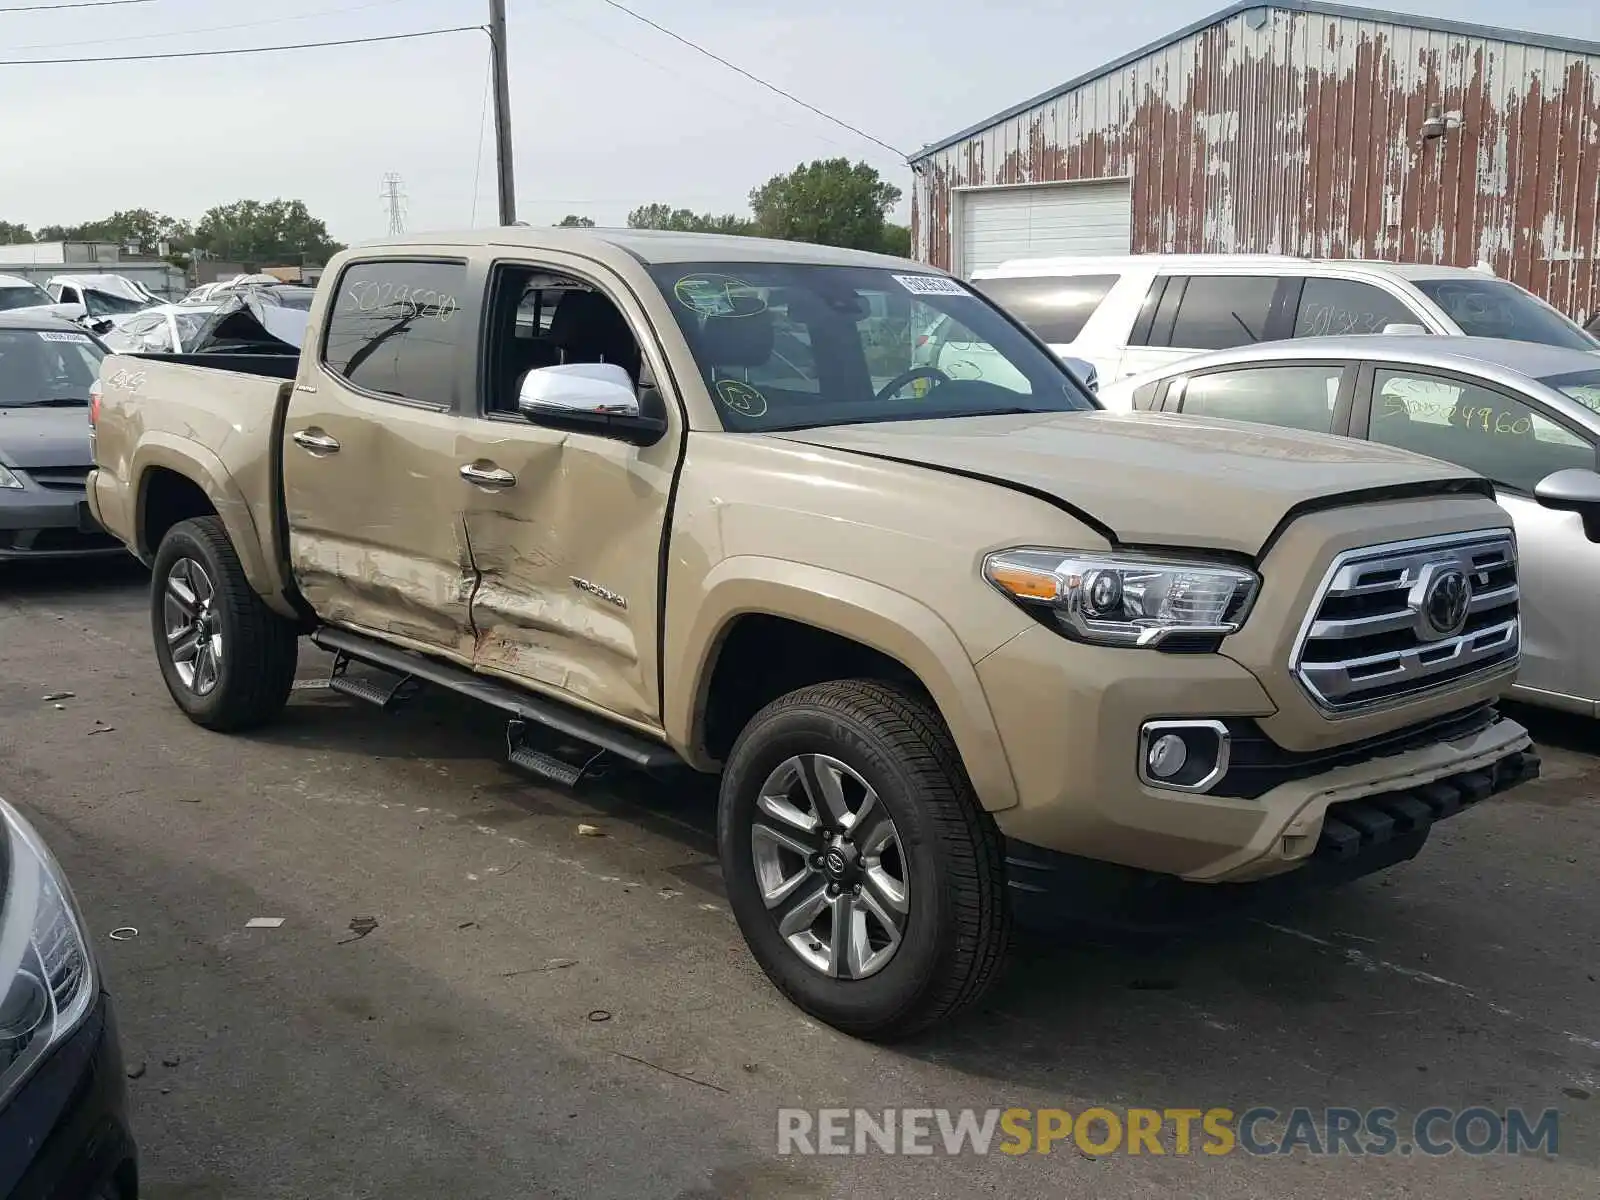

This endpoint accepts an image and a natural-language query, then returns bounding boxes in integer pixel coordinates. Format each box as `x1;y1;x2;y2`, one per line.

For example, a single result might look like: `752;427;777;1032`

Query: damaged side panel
282;386;479;664
455;421;679;729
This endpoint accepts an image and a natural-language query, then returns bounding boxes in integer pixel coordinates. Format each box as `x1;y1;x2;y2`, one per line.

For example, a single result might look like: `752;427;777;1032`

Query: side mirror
517;362;667;446
1381;322;1429;335
1534;468;1600;541
1057;354;1098;393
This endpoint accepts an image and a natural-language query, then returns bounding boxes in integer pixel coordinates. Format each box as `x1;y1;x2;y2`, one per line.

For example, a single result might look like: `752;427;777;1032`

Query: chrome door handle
292;429;340;454
459;463;516;488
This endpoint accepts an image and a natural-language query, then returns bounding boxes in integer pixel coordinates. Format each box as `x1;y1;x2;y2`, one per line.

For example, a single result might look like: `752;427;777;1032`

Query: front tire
718;679;1010;1040
150;516;298;731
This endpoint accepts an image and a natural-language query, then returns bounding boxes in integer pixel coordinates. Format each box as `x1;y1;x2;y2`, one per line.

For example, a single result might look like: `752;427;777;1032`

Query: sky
1;0;1597;246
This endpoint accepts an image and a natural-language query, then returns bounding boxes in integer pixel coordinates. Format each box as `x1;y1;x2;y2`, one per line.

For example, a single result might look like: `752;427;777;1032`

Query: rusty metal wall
912;7;1600;321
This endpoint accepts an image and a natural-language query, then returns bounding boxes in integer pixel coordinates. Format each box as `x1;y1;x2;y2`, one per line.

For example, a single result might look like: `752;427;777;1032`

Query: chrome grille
1291;530;1520;715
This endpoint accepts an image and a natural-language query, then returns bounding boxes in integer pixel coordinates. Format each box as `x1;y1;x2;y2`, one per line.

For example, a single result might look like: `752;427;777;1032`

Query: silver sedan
1099;335;1600;716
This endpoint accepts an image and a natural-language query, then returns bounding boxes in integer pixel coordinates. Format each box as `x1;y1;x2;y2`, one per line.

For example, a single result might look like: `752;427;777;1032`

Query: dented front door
454;258;680;728
454;417;678;728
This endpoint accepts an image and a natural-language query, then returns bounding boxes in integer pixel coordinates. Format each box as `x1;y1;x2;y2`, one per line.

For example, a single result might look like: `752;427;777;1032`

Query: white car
0;273;79;323
914;311;1097;395
101;304;219;355
969;255;1600;387
45;274;160;328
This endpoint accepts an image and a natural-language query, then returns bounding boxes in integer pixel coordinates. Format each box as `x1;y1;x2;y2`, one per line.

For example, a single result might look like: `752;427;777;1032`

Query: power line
8;0;416;54
589;0;908;158
470;52;493;224
0;0;152;10
0;23;481;66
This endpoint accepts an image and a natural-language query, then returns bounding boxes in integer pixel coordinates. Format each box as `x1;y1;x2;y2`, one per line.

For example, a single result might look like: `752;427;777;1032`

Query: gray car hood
0;405;91;469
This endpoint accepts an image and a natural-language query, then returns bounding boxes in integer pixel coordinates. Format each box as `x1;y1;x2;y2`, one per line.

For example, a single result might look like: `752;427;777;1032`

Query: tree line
0;199;344;270
555;158;911;256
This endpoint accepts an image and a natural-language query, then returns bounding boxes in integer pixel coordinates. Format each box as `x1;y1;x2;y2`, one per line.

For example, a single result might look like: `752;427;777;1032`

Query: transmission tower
381;172;407;236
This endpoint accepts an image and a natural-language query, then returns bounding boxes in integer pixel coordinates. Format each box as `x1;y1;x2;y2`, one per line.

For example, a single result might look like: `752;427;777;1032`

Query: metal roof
909;0;1600;164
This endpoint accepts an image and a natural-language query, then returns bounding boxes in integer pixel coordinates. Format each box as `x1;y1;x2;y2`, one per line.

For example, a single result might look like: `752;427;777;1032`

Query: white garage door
957;180;1132;275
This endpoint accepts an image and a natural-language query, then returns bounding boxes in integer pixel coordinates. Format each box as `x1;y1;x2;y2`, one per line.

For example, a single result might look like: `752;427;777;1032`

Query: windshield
0;282;55;312
1414;277;1600;350
0;328;105;405
646;262;1095;431
81;289;154;317
1542;369;1600;415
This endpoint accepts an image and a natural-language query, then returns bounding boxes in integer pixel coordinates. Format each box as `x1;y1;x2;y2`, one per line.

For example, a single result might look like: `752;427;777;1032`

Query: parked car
45;275;161;328
1100;335;1600;716
102;304;219;356
970;255;1600;386
88;229;1542;1038
0;314;123;560
0;275;78;324
0;794;138;1199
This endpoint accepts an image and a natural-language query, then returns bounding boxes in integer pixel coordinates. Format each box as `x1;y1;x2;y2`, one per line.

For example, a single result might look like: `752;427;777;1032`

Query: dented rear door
454;253;682;729
282;256;480;663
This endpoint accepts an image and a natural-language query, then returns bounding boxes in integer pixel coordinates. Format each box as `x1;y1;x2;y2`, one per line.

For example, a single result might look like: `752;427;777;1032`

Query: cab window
1173;364;1345;434
969;274;1118;344
1367;369;1597;492
322;259;467;408
1165;276;1280;350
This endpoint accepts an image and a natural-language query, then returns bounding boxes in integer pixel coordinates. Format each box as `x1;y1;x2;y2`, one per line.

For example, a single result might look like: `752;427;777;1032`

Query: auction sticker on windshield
893;275;969;297
37;331;92;343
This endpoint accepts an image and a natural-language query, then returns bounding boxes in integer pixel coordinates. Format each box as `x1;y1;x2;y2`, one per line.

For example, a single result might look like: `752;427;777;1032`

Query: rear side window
322;259;466;407
1167;276;1279;350
1175;364;1344;434
1294;278;1421;336
970;274;1118;344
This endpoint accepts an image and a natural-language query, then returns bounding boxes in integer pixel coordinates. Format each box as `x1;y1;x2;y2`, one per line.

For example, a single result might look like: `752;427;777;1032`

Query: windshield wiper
9;396;89;407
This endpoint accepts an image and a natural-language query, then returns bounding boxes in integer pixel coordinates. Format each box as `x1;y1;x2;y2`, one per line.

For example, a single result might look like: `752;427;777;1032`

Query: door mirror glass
518;362;640;420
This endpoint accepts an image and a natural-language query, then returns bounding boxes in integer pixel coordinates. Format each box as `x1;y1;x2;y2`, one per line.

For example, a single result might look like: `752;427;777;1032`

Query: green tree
31;209;191;252
0;221;34;245
748;159;902;252
626;202;753;235
880;222;911;258
555;214;595;227
193;199;343;266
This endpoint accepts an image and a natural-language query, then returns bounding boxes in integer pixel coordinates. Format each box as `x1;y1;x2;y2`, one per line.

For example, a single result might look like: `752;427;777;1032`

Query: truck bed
90;353;295;605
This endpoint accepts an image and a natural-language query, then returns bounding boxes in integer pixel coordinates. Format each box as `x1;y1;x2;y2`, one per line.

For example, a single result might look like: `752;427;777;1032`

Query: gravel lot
2;559;1596;1199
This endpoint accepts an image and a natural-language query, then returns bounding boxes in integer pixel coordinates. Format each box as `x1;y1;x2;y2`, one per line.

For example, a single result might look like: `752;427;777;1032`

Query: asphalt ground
2;557;1596;1199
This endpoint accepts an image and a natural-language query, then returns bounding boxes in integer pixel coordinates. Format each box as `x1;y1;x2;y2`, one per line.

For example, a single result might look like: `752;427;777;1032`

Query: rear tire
718;679;1010;1040
150;516;298;731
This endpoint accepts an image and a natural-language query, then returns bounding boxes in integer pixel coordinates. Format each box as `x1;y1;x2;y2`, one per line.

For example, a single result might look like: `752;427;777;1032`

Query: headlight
0;799;96;1106
984;549;1259;647
0;464;22;490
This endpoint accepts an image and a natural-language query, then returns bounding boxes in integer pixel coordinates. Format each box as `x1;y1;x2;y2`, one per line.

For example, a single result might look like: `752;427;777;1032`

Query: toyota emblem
1422;568;1471;638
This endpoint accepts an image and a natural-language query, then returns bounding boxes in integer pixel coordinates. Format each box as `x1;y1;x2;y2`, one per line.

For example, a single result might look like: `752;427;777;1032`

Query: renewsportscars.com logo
776;1106;1561;1158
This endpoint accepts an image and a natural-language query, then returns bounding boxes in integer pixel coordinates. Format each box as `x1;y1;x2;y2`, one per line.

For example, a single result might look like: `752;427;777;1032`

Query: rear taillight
88;380;101;429
915;335;929;347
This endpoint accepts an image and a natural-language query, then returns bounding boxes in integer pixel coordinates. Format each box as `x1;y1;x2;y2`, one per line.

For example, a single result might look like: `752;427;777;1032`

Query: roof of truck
356;226;925;270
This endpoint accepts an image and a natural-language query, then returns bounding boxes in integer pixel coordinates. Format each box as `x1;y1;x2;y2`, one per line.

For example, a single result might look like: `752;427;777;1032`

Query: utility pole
488;0;517;225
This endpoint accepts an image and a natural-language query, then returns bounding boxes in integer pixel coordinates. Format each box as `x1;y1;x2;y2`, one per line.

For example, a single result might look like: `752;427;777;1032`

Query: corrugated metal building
909;0;1600;322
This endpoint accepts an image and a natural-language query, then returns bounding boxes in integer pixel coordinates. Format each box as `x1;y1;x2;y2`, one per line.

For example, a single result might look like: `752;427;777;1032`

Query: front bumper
1005;746;1540;930
0;991;138;1200
975;623;1533;882
0;481;124;560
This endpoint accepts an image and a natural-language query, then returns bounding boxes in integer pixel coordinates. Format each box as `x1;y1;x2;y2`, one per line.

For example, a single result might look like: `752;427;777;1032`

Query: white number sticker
892;274;969;297
38;330;92;343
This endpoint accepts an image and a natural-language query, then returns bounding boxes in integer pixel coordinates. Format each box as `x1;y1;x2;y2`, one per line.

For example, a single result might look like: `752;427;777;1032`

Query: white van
968;254;1600;391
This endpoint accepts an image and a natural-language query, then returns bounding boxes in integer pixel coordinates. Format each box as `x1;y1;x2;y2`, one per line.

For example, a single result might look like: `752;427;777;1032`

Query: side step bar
310;626;683;772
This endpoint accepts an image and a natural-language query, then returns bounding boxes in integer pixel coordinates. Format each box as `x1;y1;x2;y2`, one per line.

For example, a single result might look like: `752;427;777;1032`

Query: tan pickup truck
87;229;1541;1038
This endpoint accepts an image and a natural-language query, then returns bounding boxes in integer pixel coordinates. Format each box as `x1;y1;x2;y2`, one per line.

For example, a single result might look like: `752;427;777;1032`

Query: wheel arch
667;557;1020;812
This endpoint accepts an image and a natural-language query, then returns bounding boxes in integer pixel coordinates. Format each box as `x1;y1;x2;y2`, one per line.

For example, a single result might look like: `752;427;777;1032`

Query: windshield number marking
892;274;969;297
37;330;92;343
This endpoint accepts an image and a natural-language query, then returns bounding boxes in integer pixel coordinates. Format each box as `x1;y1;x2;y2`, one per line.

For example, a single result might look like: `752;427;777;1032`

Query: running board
309;626;682;771
327;651;420;710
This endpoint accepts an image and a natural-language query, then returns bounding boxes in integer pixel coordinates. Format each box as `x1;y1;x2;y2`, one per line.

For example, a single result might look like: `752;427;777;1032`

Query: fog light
1146;733;1188;779
1137;720;1231;793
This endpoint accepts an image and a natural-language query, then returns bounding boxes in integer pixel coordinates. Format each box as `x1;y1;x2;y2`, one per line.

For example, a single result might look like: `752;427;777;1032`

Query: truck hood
0;406;92;469
774;410;1487;556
